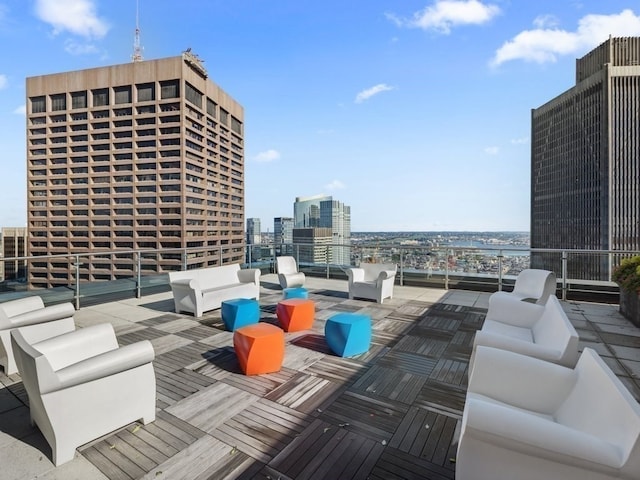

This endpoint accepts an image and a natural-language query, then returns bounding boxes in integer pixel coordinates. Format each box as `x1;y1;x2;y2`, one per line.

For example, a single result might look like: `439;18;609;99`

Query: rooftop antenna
132;0;143;62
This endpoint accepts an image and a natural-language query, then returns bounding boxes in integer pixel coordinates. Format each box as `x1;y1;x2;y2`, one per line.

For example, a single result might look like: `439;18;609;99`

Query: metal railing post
497;250;504;291
74;254;81;310
562;250;568;301
445;250;450;290
135;251;141;298
400;249;404;286
326;247;330;279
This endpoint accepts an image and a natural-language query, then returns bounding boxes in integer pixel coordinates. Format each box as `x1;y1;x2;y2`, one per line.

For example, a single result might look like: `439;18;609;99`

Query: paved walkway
0;276;638;479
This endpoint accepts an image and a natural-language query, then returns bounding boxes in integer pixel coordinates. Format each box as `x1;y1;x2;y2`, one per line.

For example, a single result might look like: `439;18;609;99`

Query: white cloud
511;137;528;145
492;9;640;66
13;105;26;115
254;149;281;162
484;146;499;155
325;180;346;190
388;0;500;34
355;84;394;103
64;39;99;55
533;14;559;29
34;0;109;38
0;74;7;90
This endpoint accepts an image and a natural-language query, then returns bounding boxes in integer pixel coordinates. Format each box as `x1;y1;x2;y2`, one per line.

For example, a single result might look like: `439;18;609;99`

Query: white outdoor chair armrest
486;296;544;327
470;346;576;412
8;303;75;329
237;268;260;284
347;268;365;282
44;340;155;394
33;323;120;371
473;332;564;363
464;397;624;470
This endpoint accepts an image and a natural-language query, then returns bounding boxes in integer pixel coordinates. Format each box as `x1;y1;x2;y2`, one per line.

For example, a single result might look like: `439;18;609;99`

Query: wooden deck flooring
68;288;483;480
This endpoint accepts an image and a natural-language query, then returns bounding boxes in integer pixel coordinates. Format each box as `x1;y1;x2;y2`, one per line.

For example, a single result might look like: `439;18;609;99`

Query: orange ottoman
233;323;285;375
276;299;315;332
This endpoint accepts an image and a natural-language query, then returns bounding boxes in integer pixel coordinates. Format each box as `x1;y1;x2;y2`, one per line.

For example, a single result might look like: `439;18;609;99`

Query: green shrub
612;256;640;293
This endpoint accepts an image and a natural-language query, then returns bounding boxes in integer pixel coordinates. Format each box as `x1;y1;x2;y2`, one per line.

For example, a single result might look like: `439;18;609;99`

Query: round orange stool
233;323;285;375
276;298;315;332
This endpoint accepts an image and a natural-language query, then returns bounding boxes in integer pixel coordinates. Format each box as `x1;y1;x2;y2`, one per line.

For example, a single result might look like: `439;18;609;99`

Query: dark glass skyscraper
531;37;640;280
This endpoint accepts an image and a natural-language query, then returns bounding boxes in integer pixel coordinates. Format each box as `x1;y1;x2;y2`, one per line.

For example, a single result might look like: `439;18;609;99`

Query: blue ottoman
221;298;260;331
283;287;308;299
325;313;371;357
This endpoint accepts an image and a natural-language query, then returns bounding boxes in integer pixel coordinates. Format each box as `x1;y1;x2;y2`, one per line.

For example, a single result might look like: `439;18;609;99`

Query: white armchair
0;296;76;375
276;256;305;289
457;346;640;480
346;262;397;303
11;323;156;466
490;268;556;305
471;294;579;368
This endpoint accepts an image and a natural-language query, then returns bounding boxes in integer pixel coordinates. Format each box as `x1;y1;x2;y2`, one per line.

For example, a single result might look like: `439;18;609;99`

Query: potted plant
612;255;640;327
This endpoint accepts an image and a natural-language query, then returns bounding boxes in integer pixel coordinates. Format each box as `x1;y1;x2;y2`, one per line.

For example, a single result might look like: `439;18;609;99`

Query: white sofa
471;294;579;368
0;296;76;375
490;268;556;305
11;323;156;466
346;262;397;303
169;264;261;317
276;256;305;289
457;345;640;480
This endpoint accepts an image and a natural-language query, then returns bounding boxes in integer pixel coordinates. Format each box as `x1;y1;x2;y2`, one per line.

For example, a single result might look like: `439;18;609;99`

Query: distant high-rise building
246;218;261;262
1;227;27;282
294;194;327;228
320;199;351;265
274;217;293;255
531;37;640;280
293;195;351;265
293;227;332;264
25;52;245;289
246;218;261;245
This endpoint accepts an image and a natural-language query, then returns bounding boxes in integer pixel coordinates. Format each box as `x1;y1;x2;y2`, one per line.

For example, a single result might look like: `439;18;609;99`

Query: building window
160;80;179;99
220;108;229;126
71;91;87;109
114;86;132;104
185;82;203;108
92;88;109;106
207;98;217;118
51;94;67;111
31;96;46;114
231;116;242;135
137;83;155;102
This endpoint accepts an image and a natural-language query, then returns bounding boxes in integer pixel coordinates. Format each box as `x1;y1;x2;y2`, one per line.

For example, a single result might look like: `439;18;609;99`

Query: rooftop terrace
1;275;639;479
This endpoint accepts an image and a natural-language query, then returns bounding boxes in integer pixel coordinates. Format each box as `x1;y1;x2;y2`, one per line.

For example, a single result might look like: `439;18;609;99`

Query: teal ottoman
283;287;308;299
325;313;371;357
221;298;260;331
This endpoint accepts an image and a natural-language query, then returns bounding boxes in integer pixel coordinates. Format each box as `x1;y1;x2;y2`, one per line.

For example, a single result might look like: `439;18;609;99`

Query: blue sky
1;1;640;232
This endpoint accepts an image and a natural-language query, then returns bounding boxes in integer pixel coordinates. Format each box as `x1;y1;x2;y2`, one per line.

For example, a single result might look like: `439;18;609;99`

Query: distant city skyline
1;1;640;231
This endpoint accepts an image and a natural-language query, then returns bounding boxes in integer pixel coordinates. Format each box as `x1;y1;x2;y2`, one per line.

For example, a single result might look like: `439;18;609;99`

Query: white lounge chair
490;268;556;305
471;294;579;368
11;323;156;466
0;296;76;375
346;262;397;303
457;346;640;480
276;256;305;289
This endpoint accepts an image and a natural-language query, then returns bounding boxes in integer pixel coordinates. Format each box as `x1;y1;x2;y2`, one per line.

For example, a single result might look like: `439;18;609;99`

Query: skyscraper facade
26;52;245;289
1;227;27;282
246;217;261;262
246;218;261;245
293;195;351;265
531;37;640;280
274;217;293;256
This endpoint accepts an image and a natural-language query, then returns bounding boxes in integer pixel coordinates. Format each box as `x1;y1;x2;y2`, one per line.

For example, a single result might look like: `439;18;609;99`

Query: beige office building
26;52;245;289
